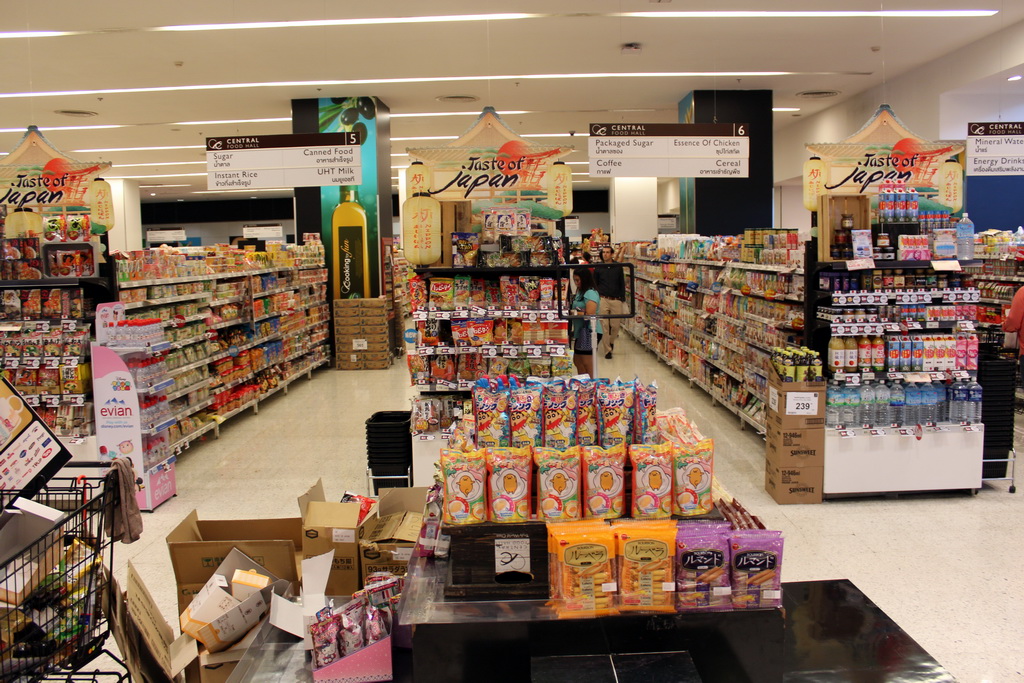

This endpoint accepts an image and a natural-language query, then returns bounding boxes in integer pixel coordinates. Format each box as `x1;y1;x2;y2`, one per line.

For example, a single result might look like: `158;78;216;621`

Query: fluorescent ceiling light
391;110;530;118
156;13;538;32
193;188;291;194
565;161;589;165
0;124;125;133
573;180;591;183
391;153;409;157
107;172;208;179
72;145;205;152
0;71;861;100
0;31;75;39
171;117;290;126
772;107;801;112
139;184;191;188
394;135;459;141
524;133;589;138
1009;75;1023;81
114;161;206;168
571;173;589;176
622;10;997;18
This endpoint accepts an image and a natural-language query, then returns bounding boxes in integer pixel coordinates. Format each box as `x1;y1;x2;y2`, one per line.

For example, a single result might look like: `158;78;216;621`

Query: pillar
610;177;658;243
106;179;142;252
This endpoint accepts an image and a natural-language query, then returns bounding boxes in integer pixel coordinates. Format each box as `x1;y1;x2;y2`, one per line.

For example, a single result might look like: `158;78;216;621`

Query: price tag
412;311;427;321
3;358;19;369
925;321;939;329
470;306;487;316
838;429;857;438
21;357;40;369
952;370;971;379
457;345;475;355
963;425;982;432
61;319;77;332
436;379;457;389
418;434;436;441
453;308;469;318
861;372;875;381
43;357;60;369
785;392;818;416
23;395;40;407
435;310;451;320
958;321;976;331
486;305;500;314
67;437;86;445
546;344;566;356
437;346;456;355
63;357;80;367
929;372;946;381
501;345;519;356
505;309;521;318
481;345;499;357
522;312;538;322
905;321;922;330
966;290;980;303
873;294;888;305
833;294;849;306
869;428;887;437
43;395;61;407
416;345;435;356
898;428;916;437
887;372;905;380
931;259;962;272
846;258;875;271
526;345;543;358
883;322;902;332
844;374;861;387
65;394;85;406
930;425;950;433
34;321;50;333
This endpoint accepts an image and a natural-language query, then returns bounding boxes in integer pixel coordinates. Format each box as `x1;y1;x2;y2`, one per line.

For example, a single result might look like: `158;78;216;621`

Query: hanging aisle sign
966;122;1024;176
588;123;750;178
206;132;362;190
0;127;110;208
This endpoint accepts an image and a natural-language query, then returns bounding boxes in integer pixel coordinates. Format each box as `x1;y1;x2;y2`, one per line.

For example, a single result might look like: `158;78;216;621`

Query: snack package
440;448;487;525
407;354;429;384
450;320;472;347
470;279;487;307
629;444;673;519
676;527;732;612
551;354;574;377
509;385;543;449
486;280;502;307
411;398;438;434
597;381;634;448
615;521;677;612
673;439;714;517
453;275;471;308
487;356;509;377
529;357;551;378
310;615;342;669
337;599;366;656
507;357;531;384
572;377;599;447
430;355;457;384
364;604;386;645
539;278;555;308
458;353;483;382
581;445;627;519
506;319;524;345
730;531;784;609
542;380;577;450
419;319;442;346
452;232;480;267
519;276;540;308
535;447;581;522
466;318;493;346
633;380;658;445
550;523;618;618
499;276;519;307
485;446;532;522
429;278;455;311
473;381;510;447
491;318;507;345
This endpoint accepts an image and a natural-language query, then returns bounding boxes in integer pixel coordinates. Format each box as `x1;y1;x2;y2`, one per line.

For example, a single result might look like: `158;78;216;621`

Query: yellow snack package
484;447;532;523
440;448;487;525
535;447;581;522
614;520;677;613
673;439;715;517
629;444;673;519
550;522;618;618
581;445;626;520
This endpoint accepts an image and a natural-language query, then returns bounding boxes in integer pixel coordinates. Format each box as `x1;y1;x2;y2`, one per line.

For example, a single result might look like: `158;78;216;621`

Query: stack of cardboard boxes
764;366;826;504
334;298;392;370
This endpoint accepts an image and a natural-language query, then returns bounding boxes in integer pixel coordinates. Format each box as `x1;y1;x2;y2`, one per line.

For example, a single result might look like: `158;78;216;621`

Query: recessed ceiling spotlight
772;107;801;112
436;95;479;103
1008;75;1022;82
54;109;99;117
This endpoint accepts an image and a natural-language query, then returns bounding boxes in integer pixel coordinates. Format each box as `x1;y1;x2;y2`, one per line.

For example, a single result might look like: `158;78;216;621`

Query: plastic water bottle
875;381;891;427
932;380;948;423
859;381;876;427
920;381;936;425
889;380;905;427
966;379;983;424
905;382;922;425
950;379;968;423
956;213;975;260
826;381;840;428
840;383;859;427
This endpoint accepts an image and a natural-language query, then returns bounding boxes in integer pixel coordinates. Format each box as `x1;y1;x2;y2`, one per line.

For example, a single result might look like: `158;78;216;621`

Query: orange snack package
673;439;714;517
440;448;487;525
535;447;581;522
550;522;618;618
485;447;532;523
629;444;673;519
581;445;626;520
614;520;677;613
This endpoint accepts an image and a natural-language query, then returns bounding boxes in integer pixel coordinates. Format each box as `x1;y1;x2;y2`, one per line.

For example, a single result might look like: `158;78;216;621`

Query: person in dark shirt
593;244;626;359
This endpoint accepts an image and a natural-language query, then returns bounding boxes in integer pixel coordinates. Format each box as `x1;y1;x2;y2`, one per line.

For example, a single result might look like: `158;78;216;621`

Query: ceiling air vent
795;90;841;100
435;95;479;103
54;109;99;117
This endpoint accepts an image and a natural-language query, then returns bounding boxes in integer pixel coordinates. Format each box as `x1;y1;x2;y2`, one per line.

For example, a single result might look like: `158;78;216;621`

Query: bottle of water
859;381;876;427
920;381;936;425
905;382;921;425
875;380;891;427
826;381;840;428
932;380;948;423
950;379;968;423
840;382;859;427
956;213;975;260
889;380;905;427
966;379;983;424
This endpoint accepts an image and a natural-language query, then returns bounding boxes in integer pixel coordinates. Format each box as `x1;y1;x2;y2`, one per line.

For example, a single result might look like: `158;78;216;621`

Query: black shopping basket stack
0;462;129;682
366;410;412;494
978;344;1017;491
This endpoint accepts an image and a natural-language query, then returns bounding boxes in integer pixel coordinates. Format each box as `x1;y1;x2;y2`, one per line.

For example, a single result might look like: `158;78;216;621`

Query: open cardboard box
358;487;427;579
299;480;367;597
0;498;65;605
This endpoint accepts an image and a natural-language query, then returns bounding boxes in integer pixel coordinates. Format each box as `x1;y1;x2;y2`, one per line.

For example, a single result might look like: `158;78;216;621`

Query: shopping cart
0;462;129;682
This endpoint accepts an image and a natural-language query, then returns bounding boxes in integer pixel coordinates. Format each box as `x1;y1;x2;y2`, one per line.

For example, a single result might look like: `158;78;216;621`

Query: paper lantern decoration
402;192;442;265
543;161;573;216
4;208;43;238
405;161;432;200
936;158;963;213
802;156;827;212
86;178;115;234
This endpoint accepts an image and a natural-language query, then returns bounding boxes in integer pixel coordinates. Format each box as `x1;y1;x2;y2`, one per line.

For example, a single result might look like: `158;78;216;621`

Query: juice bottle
844;337;859;372
828;335;846;374
857;335;872;372
922;336;936;371
871;335;885;372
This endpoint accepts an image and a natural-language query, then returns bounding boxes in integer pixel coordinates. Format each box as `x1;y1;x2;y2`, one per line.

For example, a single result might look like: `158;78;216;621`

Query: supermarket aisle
118;336;1022;682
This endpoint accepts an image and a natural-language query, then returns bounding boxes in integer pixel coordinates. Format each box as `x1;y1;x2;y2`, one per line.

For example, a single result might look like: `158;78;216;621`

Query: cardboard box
359;298;389;310
764;461;824;504
358;487;427;578
299;481;364;596
198;660;237;683
166;511;303;613
765;425;825;468
335;357;365;371
362;358;392;370
333;302;363;318
345;338;389;353
767;366;826;429
0;498;65;604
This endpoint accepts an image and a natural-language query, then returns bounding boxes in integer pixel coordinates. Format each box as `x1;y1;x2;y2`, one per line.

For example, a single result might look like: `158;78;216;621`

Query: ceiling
1;1;1021;203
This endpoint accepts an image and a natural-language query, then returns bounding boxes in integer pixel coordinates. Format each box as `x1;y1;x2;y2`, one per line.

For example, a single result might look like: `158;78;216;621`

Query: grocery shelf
211;372;255;394
164;377;212;402
161;311;210;327
117;264;327;290
169;397;213;423
209;294;248;306
169;421;217;454
208;317;250;330
138;377;176;395
122;291;212;309
166;355;214;376
167;333;209;350
217;398;258;422
141;417;177;437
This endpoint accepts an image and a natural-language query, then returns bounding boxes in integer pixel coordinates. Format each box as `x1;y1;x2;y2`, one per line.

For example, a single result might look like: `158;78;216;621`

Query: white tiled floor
118;335;1023;682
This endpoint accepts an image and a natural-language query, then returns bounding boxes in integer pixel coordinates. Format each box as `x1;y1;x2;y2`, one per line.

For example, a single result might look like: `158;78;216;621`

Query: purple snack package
675;527;731;612
310;615;341;669
729;530;784;609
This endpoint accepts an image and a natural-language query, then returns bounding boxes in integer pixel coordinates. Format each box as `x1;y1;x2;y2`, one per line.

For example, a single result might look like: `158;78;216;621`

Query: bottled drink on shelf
871;335;885;372
956;213;975;260
894;182;908;222
886;336;901;371
889;380;905;427
840;383;859;426
859;381;876;427
919;381;936;425
907;187;919;223
950;379;968;423
905;382;922;426
874;380;891;427
932;380;948;423
844;337;859;372
828;335;846;374
826;381;840;427
857;335;873;372
879;181;893;223
966;379;983;424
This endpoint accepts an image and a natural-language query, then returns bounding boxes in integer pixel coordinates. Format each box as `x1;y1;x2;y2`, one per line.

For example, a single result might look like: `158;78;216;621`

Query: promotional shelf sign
966;122;1024;176
0;376;73;500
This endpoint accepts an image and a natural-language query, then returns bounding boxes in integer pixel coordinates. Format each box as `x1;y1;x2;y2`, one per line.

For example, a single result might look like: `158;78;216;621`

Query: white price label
44;395;61;407
418;434;436;441
861;372;876;381
785;392;818;416
331;528;356;544
413;311;427;321
24;395;40;407
958;321;976;331
494;538;531;574
845;374;861;387
416;346;435;356
435;310;451;320
453;308;469;318
34;321;50;332
952;371;971;379
523;312;539;322
470;306;487;316
43;357;60;369
838;429;857;438
546;344;566;356
898;428;915;437
869;428;886;437
846;258;875;271
352;339;368;351
963;425;982;432
61;319;77;332
482;345;499;357
887;372;905;380
884;322;902;332
437;346;456;355
833;294;849;306
501;345;518;356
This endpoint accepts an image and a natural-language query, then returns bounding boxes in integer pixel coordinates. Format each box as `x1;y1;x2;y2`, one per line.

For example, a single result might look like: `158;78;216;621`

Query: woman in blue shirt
571;268;603;377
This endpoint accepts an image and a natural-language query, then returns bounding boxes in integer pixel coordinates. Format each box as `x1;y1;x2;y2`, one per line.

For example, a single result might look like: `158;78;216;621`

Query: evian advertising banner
91;343;175;510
